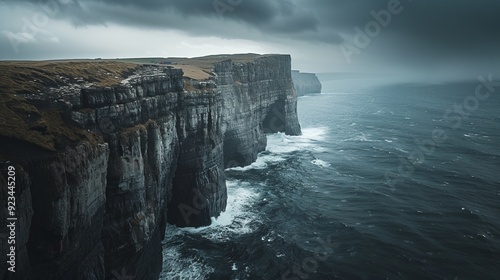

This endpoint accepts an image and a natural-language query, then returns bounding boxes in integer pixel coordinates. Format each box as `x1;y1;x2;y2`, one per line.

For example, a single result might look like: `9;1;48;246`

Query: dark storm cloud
4;0;500;48
315;0;500;50
80;0;317;32
0;0;327;42
126;0;319;35
1;0;499;70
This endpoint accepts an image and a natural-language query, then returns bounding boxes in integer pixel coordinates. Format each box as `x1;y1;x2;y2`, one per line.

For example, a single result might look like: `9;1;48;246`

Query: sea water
160;77;500;279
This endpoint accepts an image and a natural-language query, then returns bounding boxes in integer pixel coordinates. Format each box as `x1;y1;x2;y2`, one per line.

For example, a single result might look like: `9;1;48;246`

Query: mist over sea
161;75;500;279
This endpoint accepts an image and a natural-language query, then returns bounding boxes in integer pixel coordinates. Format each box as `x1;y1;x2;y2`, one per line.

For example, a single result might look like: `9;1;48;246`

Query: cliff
291;70;322;96
0;54;300;280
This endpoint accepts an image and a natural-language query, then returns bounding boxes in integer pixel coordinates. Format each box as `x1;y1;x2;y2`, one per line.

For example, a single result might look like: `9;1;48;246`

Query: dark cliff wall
0;55;301;280
291;70;322;96
216;55;301;168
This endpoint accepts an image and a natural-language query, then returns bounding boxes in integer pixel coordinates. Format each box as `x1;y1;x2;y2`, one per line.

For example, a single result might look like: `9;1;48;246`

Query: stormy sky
1;0;499;75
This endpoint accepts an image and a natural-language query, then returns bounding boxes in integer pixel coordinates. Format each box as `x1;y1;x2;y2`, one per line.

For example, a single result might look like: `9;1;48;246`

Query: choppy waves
161;82;500;279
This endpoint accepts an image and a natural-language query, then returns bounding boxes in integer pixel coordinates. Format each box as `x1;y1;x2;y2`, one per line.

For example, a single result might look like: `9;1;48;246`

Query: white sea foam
266;127;328;154
395;147;409;154
344;132;377;142
226;154;286;171
301;127;328;141
160;242;214;280
464;133;481;138
160;180;261;278
210;180;258;229
178;180;260;240
311;159;331;168
227;127;328;172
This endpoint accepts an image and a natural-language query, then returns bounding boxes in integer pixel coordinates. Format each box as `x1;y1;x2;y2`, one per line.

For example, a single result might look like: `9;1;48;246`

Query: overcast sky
1;0;499;75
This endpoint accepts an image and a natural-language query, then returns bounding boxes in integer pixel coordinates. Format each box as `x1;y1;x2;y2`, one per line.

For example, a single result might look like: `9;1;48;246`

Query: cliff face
0;55;300;280
291;70;322;96
216;55;301;168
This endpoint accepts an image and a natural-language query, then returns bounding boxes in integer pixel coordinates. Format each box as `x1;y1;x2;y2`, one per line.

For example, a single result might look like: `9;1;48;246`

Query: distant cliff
0;54;300;280
291;70;322;96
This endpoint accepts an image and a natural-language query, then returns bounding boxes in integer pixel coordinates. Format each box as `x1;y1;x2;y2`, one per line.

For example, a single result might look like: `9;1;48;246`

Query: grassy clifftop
121;53;270;80
0;94;102;159
0;60;139;95
0;60;137;155
0;54;269;95
0;54;270;157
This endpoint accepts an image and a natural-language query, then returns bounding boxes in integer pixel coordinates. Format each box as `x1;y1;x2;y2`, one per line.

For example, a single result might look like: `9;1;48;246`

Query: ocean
160;76;500;280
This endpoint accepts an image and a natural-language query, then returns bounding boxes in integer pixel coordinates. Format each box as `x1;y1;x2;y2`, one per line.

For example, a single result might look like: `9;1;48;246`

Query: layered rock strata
0;54;300;280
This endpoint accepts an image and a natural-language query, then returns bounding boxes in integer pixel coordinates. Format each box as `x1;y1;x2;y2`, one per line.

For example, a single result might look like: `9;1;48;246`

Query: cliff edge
0;54;301;280
291;70;322;96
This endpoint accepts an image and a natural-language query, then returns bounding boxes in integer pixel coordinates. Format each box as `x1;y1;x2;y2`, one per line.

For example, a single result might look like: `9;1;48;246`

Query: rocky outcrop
291;70;322;96
217;55;301;167
0;54;301;280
